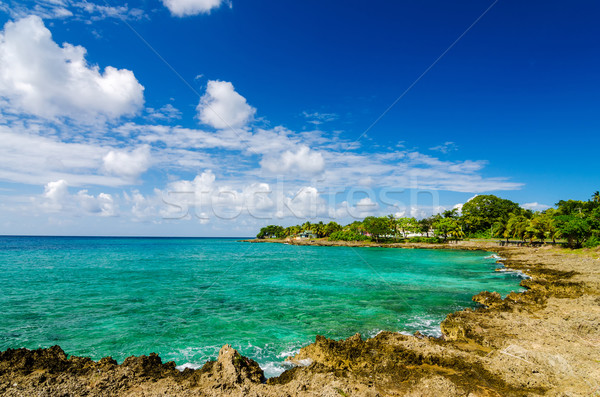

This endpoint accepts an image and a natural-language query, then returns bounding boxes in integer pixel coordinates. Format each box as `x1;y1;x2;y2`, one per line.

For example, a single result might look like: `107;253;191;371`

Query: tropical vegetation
256;191;600;248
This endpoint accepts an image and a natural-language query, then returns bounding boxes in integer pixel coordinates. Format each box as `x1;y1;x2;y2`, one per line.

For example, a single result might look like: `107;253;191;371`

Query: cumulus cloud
0;16;144;123
76;190;117;216
122;189;163;221
197;80;256;129
102;145;152;180
42;179;70;211
334;197;379;219
40;179;117;216
281;186;327;219
161;0;226;17
260;145;325;175
161;170;275;220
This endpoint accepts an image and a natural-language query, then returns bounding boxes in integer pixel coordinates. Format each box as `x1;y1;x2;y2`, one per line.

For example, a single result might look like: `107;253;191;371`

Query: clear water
0;236;523;377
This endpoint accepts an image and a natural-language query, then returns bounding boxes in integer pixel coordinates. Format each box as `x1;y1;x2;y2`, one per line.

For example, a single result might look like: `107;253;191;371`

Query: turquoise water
0;236;523;377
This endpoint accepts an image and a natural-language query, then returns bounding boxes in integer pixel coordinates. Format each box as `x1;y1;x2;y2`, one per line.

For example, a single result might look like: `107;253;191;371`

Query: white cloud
40;179;117;216
161;170;273;220
282;186;327;219
3;1;73;19
71;2;145;21
76;190;117;216
521;202;551;211
42;179;70;211
0;124;145;187
146;104;182;121
102;145;152;180
133;119;522;192
260;145;325;175
429;141;458;154
161;0;226;17
3;1;145;21
197;80;256;129
338;197;379;219
124;189;162;221
302;111;338;125
157;172;332;221
452;202;464;214
0;16;144;123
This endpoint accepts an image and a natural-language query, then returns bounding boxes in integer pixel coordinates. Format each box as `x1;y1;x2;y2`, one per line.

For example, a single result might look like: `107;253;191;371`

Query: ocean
0;236;523;377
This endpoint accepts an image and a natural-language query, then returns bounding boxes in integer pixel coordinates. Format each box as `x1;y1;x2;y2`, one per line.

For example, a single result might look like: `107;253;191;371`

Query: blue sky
0;0;598;236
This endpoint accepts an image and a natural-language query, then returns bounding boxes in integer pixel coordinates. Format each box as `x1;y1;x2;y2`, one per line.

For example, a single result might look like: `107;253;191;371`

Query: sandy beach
1;241;599;396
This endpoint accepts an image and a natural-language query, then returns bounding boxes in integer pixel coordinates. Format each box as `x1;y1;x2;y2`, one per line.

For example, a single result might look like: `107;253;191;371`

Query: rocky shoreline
1;243;599;396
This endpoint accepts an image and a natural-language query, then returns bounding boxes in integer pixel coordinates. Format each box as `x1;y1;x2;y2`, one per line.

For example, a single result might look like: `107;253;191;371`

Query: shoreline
1;243;599;396
241;237;504;251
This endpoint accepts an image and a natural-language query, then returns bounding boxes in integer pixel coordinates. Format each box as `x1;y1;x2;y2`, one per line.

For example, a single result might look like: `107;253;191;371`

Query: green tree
329;230;369;242
491;220;509;242
362;216;391;242
460;195;520;235
313;221;325;238
284;225;301;237
589;206;600;236
256;225;285;239
417;217;434;237
442;208;460;219
387;214;398;237
554;215;591;248
396;217;417;238
433;217;462;242
324;221;342;237
346;221;365;234
301;221;313;234
525;215;541;242
449;225;465;241
555;200;586;216
505;213;529;241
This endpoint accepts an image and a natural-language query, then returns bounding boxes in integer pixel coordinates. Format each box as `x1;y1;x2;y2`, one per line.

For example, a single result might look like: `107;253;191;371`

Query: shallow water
0;236;523;377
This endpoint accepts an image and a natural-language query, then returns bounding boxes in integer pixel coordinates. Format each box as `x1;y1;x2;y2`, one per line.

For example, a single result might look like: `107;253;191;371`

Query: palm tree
387;214;398;237
506;213;529;241
313;221;325;238
301;221;312;234
491;221;508;242
542;209;559;243
285;225;301;237
593;191;600;203
449;225;465;242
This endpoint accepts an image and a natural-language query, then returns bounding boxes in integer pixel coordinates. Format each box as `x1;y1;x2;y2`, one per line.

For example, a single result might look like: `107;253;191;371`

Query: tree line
256;191;600;248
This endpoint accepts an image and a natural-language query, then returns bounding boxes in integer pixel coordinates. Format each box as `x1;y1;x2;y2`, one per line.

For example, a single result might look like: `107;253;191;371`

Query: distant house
294;231;317;240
